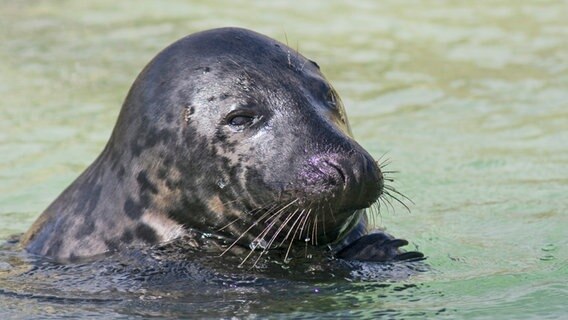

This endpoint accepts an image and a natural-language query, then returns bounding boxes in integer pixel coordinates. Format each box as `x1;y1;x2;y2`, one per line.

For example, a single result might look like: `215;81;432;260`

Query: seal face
21;27;421;263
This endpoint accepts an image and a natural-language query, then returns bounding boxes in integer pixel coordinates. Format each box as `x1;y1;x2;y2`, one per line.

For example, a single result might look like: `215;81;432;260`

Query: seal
21;27;422;263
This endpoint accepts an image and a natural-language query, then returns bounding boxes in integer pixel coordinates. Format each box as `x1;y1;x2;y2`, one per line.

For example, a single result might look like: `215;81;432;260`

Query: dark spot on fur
204;66;211;73
165;177;182;190
124;197;143;219
68;253;80;263
135;223;158;243
214;130;227;143
157;167;168;180
207;96;216;102
244;166;266;190
45;238;63;257
131;140;143;157
104;239;119;252
167;198;207;226
75;220;95;239
132;127;175;156
165;112;174;123
163;156;173;167
162;128;175;143
144;128;160;148
140;193;151;208
117;166;126;179
76;184;101;217
121;230;134;244
137;171;158;194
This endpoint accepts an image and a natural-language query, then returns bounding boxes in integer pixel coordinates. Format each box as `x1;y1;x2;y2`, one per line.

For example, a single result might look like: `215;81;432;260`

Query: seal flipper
335;231;424;262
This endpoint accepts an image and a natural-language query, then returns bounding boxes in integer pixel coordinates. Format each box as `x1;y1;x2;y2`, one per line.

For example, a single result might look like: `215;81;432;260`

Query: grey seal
21;27;422;264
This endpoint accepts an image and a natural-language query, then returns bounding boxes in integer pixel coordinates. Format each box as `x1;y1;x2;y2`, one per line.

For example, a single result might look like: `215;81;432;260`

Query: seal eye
226;113;258;130
229;115;254;127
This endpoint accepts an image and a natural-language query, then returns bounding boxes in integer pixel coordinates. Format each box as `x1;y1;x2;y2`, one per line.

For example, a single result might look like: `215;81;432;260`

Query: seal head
22;28;390;261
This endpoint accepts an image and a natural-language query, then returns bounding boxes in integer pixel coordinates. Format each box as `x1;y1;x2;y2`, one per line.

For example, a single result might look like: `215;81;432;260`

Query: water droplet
217;179;227;189
249;239;268;250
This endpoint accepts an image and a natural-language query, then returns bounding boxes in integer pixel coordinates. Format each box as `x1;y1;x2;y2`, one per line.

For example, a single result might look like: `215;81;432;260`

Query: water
1;0;566;318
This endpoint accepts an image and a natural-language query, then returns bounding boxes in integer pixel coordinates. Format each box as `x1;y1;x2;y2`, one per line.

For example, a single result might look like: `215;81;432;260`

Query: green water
1;0;567;318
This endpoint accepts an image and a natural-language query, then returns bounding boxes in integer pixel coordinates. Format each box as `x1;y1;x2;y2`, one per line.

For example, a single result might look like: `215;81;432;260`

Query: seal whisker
375;203;381;226
280;208;306;247
321;207;327;241
283;209;308;262
383;191;412;213
221;208;274;257
298;209;312;241
216;207;261;232
379;194;395;214
236;199;299;266
250;212;285;268
367;203;377;227
216;203;278;232
304;218;312;243
250;200;298;245
373;201;384;225
239;210;284;267
309;214;315;246
376;201;383;220
375;151;389;164
251;207;301;267
221;201;288;257
271;208;303;249
265;208;300;251
240;243;262;268
297;211;308;241
313;214;318;246
383;185;414;205
326;202;337;223
378;159;392;169
250;203;304;267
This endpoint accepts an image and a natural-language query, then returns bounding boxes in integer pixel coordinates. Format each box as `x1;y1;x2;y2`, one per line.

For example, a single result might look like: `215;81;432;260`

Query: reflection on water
0;0;566;318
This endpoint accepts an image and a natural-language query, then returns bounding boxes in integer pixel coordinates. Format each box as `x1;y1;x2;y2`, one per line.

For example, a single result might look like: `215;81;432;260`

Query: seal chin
226;199;371;250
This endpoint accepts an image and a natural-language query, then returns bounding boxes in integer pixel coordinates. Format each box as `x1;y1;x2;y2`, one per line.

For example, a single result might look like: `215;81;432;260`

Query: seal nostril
327;161;346;188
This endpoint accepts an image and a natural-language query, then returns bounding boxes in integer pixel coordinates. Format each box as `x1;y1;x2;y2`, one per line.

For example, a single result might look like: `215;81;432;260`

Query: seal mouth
217;199;370;264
